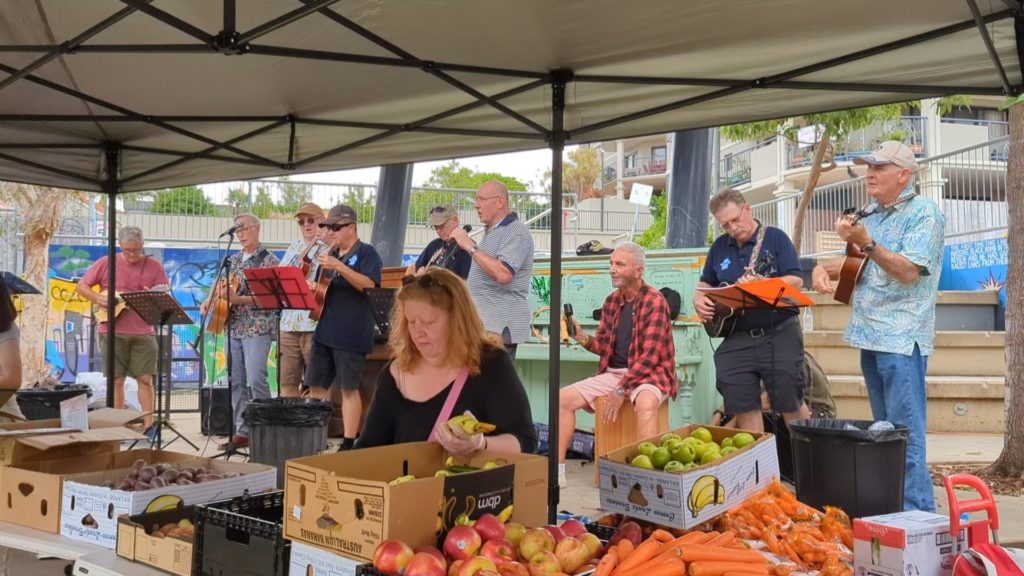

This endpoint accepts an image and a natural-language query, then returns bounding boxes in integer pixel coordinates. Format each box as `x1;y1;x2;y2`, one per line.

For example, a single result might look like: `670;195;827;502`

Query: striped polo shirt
467;212;535;344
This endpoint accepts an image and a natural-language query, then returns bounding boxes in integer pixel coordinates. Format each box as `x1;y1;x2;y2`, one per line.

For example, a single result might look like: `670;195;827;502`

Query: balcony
603;155;668;186
786;116;928;169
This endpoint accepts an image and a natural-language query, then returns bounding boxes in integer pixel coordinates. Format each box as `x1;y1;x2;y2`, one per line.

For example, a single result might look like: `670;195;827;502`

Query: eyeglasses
319;222;354;232
234;224;253;233
475;195;500;203
120;247;143;255
296;217;319;226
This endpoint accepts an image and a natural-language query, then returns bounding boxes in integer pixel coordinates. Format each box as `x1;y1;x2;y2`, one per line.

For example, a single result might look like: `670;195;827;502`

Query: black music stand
366;287;397;343
120;290;198;451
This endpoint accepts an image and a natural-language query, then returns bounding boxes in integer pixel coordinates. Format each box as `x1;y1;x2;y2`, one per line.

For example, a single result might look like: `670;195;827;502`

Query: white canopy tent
1;0;1020;518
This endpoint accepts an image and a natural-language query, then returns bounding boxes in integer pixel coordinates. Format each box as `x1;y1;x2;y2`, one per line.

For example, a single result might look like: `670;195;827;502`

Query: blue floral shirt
844;187;945;356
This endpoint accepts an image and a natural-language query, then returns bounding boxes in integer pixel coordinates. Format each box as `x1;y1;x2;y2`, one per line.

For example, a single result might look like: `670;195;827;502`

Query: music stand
119;290;198;451
244;266;316;312
696;277;815;313
366;287;397;343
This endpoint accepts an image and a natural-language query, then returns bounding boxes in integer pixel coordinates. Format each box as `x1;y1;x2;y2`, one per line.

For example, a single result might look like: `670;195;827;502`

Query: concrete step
802;290;1001;332
828;374;1005;433
804;330;1005;377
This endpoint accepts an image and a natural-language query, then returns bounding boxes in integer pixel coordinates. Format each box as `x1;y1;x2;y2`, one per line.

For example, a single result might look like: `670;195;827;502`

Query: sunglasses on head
319;222;353;232
402;272;447;290
296;217;318;226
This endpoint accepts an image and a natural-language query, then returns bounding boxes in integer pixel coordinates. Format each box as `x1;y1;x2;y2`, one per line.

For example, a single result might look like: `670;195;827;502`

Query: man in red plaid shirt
557;242;677;488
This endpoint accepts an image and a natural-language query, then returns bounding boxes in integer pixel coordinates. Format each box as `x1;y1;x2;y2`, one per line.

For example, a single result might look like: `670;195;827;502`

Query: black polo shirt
700;224;802;331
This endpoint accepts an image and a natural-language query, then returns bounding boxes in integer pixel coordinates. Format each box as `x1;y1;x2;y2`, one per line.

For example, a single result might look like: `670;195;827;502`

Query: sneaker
218;435;249;451
143;426;158;443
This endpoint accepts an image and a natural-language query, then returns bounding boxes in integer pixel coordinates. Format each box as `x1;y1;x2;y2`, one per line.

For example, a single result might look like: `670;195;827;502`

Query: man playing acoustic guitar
77;226;169;438
811;141;944;512
278;201;326;398
693;188;809;433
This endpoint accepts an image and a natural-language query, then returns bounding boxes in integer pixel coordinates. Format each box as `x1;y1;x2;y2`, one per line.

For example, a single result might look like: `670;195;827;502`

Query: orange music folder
696;277;814;310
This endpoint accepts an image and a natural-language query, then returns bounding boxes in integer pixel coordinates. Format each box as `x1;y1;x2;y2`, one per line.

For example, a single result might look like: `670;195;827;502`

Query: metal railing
603;155;668;185
719;138;775;187
751;135;1009;255
786;116;928;169
940;117;1009;142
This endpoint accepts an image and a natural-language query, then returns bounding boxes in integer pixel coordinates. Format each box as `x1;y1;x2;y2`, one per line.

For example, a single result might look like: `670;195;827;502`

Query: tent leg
104;146;120;409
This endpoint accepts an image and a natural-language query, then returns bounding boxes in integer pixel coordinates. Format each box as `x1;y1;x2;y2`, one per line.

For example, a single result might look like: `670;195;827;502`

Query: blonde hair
389;268;502;375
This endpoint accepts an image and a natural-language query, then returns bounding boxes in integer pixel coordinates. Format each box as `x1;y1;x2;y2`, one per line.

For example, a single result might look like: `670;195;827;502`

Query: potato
178;471;193;482
177;478;193;486
138;466;156;482
134;481;151;491
131;459;147;472
160;469;179;483
149;477;166;488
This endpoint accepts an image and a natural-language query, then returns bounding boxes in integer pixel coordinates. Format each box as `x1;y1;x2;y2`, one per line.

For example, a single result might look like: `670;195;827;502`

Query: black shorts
714;316;805;415
303;341;366;391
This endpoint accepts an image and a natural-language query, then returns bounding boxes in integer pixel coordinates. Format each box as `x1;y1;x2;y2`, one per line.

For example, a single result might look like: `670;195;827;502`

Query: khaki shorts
569;368;665;412
279;330;315;393
100;335;157;379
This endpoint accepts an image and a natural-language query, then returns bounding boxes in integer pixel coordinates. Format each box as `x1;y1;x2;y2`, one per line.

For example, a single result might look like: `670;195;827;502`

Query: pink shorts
570;368;665;412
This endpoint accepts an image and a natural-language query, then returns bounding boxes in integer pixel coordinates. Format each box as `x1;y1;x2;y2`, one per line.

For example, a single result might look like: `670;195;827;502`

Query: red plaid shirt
584;282;678;399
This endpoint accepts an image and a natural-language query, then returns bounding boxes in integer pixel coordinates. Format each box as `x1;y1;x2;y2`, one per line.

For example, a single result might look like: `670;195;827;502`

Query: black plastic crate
357;564;382;576
15;385;92;421
585;522;618;542
194;490;289;576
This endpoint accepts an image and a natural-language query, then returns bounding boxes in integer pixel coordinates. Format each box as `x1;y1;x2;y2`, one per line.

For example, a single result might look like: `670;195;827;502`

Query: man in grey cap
278;201;325;397
405;204;472;280
305;204;382;450
811;140;944;512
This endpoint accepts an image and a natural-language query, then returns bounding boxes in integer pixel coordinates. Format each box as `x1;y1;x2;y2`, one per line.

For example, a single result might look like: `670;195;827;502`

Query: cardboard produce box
284;442;546;562
289;541;361;576
0;448;194;533
0;408;145;466
853;510;966;576
116;504;198;576
61;457;277;549
597;424;779;530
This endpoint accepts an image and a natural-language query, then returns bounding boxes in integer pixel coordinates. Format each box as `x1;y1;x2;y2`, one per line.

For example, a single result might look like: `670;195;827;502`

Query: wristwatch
614;387;627;397
861;240;877;254
470;243;479;256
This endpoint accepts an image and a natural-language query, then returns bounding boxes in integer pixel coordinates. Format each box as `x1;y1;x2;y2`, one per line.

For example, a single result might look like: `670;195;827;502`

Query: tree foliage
423;160;529;191
562;147;602;200
149;185;218;216
276;177;313;215
636;193;667;250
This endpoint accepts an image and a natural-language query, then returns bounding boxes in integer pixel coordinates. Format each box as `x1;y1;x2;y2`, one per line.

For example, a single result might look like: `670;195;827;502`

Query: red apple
543;526;565;544
497;561;530;576
449;560;464;576
609;521;642;547
406;552;447;576
478;571;501;576
504;522;527;547
457;556;497;576
480;539;517;566
527;551;562;576
445;526;483;561
374;540;415;575
578;534;602;560
518;528;555;563
415;546;448;568
553;538;589;574
474;514;506;542
558;519;587;540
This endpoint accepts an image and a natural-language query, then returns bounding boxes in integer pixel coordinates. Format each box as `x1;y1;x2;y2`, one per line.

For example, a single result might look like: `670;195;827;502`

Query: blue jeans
861;345;934;512
228;334;274;438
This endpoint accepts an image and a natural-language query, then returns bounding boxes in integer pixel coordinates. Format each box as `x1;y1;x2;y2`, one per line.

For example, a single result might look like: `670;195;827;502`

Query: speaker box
200;386;233;437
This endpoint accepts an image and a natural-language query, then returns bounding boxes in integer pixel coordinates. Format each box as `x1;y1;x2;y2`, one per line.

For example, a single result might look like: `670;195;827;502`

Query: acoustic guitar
205;278;239;334
703;224;767;338
833;193;917;305
309;244;358;322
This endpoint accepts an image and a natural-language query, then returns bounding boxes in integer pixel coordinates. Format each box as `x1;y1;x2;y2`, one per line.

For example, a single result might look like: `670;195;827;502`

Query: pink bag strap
428;367;470;442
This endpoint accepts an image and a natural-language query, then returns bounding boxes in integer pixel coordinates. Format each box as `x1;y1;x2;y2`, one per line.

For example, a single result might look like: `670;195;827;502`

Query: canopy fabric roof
0;0;1020;192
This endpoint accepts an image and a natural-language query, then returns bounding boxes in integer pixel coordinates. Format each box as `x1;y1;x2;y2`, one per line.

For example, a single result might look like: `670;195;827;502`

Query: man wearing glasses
449;181;534;360
77;226;169;439
200;214;280;452
406;204;471;280
304;204;382;450
279;202;326;397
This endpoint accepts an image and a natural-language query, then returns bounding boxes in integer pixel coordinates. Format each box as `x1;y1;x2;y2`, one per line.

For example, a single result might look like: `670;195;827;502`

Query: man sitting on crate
556;242;677;488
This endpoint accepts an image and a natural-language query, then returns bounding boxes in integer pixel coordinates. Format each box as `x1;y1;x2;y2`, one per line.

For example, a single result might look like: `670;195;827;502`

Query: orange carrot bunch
594;527;767;576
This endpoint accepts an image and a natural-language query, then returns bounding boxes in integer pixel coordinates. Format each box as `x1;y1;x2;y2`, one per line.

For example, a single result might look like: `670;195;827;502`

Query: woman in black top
0;277;21;389
356;268;536;455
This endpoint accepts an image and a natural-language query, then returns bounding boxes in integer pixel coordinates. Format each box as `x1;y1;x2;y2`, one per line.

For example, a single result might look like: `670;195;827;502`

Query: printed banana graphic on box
687;474;726;518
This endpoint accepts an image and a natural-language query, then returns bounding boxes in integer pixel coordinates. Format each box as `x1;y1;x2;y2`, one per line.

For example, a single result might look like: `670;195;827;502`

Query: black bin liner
243;398;334;488
15;384;93;421
788;418;909;519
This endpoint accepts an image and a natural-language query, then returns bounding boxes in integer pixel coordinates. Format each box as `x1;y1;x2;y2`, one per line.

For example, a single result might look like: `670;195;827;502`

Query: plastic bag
789;418;909;442
243;398;334;427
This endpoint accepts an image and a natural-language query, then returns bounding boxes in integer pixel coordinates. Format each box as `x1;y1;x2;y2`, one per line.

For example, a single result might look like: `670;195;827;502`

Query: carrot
689;562;770;576
691;532;719;545
706;532;737;549
678;544;767;565
722;572;772;576
593;547;620;576
614;557;686;576
613;539;662;575
618;539;635;562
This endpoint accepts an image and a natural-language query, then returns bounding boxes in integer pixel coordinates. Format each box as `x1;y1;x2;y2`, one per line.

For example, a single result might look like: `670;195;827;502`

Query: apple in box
518;528;555;562
445;526;483;561
415;546;448;568
406;552;447;576
558;519;587;539
543;525;565;544
374;540;415;575
474;514;506;542
527;551;561;576
497;561;530;576
504;522;527;547
554;537;590;574
457;556;497;576
480;539;517;566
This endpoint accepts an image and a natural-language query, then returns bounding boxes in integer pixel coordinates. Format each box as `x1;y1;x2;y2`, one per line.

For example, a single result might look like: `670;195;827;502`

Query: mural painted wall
939;237;1007;306
46;244;281;389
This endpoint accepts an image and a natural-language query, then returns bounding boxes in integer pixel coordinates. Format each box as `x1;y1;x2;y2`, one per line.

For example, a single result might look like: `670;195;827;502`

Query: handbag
427;367;470;442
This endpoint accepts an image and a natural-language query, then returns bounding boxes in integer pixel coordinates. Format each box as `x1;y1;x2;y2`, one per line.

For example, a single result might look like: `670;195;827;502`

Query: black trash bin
789;418;908;519
15;384;93;420
243;398;333;487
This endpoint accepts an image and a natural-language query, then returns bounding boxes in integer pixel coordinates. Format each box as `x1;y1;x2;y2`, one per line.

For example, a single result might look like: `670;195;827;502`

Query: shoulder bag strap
428;367;471;442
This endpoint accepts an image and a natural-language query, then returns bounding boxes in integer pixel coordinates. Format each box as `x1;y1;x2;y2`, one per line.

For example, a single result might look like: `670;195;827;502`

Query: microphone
563;303;576;337
219;224;239;237
462;224;472;233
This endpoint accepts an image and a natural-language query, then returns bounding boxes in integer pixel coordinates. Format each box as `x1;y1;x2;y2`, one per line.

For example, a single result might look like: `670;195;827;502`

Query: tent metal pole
119;0;215;46
967;0;1014;94
235;0;341;45
0;150;98;186
548;69;572;525
104;146;120;409
223;0;235;34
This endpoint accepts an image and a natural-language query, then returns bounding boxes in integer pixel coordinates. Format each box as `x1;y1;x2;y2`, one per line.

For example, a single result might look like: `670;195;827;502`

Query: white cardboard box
60;458;276;549
597;425;779;530
289;541;362;576
853;510;966;576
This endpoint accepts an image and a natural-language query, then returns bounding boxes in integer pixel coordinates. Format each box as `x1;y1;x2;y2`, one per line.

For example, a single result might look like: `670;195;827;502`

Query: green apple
637;441;658;458
701;450;723;465
690;427;713;444
670;442;696;464
663;460;687;473
651;447;672;470
683;462;698;470
660;433;683;445
721;446;738;456
690;440;711;459
663;438;684;454
631;454;654;469
732;432;756;449
721;437;734;448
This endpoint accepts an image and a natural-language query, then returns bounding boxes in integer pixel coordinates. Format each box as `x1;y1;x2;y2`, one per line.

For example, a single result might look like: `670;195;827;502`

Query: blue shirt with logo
700;224;802;331
314;241;383;353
